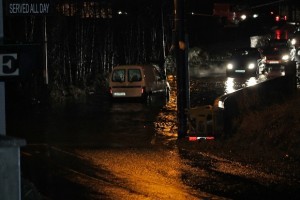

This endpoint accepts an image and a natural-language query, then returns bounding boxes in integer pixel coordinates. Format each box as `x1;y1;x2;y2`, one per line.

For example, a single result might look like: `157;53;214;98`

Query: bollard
0;136;26;200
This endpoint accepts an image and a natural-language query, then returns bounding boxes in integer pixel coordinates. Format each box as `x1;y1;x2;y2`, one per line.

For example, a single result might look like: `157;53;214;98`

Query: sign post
0;35;25;200
174;0;189;139
0;52;19;135
1;1;27;200
0;82;5;135
0;0;4;136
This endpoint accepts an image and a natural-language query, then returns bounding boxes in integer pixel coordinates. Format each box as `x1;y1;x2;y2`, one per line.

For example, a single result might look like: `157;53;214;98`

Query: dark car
259;39;291;72
226;48;262;77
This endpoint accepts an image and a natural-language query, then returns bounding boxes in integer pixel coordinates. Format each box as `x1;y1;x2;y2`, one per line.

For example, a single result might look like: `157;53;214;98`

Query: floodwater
6;70;274;199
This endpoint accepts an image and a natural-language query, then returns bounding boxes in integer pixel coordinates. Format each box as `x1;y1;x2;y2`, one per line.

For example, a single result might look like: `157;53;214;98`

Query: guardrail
185;61;297;140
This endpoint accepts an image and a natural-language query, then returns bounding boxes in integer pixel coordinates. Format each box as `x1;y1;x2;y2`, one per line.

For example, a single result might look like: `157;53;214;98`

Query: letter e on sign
0;54;19;76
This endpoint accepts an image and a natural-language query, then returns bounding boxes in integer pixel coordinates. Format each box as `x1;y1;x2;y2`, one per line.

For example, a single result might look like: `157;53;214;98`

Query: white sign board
0;53;18;76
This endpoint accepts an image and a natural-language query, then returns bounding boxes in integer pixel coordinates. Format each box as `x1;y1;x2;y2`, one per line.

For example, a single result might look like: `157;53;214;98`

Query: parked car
226;48;262;77
109;64;170;102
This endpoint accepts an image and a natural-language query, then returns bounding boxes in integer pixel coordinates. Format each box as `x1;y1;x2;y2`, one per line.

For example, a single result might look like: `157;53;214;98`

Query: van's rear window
128;69;142;82
112;69;125;82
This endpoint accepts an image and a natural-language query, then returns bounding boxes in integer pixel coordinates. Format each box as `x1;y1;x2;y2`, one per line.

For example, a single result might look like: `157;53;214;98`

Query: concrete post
0;136;26;200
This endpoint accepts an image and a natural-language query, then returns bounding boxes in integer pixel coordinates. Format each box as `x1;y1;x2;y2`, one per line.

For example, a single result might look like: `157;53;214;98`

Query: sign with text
0;44;42;81
0;53;19;77
6;0;54;16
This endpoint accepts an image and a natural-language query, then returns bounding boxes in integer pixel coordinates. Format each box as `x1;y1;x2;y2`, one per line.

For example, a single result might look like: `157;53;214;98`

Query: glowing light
240;14;247;20
253;14;258;18
275;29;281;40
246;77;257;87
282;54;289;61
248;63;255;69
218;100;224;109
225;77;235;94
227;63;234;70
117;10;127;15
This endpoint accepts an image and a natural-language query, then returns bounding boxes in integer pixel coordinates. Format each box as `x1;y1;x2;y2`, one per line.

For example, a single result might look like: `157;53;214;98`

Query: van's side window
128;69;142;82
112;69;125;82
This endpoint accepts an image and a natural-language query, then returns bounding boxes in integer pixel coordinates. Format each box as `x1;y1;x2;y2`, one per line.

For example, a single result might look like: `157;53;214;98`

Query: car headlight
227;63;234;70
248;63;255;69
218;100;224;109
282;54;289;61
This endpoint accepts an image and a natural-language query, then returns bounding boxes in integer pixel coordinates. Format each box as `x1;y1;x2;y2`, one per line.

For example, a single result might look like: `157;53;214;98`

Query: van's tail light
141;87;146;94
109;87;112;94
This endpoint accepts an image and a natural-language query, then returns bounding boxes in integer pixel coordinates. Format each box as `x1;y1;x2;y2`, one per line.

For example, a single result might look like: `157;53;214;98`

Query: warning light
275;16;280;22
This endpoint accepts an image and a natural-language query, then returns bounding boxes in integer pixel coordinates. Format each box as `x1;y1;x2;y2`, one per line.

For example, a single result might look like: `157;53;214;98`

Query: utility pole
174;0;189;139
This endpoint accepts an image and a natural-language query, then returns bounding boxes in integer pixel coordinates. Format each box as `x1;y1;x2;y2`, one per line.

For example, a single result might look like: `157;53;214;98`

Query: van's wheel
146;93;152;104
142;92;152;104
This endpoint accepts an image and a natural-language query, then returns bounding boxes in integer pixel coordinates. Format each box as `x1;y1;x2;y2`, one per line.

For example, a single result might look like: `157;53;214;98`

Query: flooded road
10;91;225;199
7;72;276;200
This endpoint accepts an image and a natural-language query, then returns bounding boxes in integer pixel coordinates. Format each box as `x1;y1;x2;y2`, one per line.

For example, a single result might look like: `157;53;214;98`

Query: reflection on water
154;80;178;143
225;78;235;94
246;77;258;87
225;76;259;94
110;102;145;112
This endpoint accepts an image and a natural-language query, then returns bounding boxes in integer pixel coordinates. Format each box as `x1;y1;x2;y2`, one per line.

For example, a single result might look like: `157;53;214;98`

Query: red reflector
188;136;215;141
189;137;197;141
206;137;215;140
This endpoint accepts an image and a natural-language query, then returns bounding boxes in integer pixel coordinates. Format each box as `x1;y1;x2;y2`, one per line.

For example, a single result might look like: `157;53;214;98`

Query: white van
109;64;170;102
